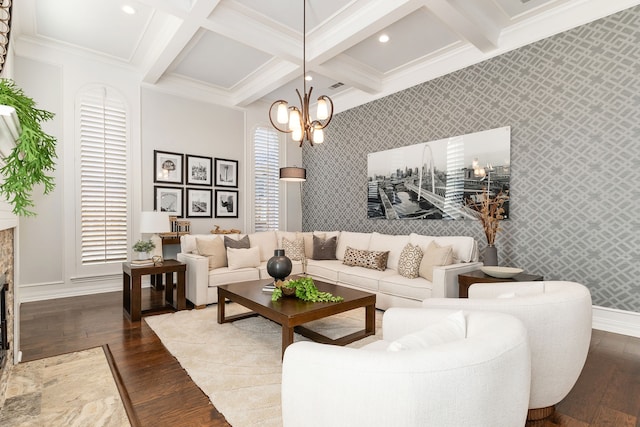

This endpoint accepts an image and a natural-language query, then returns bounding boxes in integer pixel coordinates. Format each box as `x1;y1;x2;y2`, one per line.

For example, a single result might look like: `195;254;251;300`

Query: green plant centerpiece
132;240;155;253
272;276;343;303
0;79;57;216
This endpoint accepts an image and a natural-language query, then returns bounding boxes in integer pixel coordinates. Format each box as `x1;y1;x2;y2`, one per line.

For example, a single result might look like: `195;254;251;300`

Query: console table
122;259;186;321
458;269;543;298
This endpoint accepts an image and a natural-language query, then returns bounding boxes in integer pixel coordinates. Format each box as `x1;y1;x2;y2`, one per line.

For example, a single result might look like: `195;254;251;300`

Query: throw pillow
387;311;466;352
226;246;261;270
224;235;250;249
196;236;227;269
397;243;423;278
312;235;337;260
343;246;390;271
418;241;454;281
282;237;305;261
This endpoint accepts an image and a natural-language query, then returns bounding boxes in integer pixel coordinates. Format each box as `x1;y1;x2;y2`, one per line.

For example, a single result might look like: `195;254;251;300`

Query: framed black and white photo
186;188;213;218
186;154;212;186
154;186;183;217
215;189;238;218
154;150;184;184
214;158;238;188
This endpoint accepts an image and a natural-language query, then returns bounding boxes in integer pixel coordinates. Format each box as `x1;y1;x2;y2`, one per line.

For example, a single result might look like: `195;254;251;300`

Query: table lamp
140;211;170;259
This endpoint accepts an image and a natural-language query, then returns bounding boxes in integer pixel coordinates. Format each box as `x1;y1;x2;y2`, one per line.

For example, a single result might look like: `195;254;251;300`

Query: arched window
77;87;128;265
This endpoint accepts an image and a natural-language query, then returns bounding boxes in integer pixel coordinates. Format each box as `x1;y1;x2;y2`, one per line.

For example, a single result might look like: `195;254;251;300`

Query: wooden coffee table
217;278;376;359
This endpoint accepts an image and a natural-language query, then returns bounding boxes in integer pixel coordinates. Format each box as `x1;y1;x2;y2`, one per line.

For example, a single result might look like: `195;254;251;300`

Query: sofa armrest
176;252;209;307
431;261;483;298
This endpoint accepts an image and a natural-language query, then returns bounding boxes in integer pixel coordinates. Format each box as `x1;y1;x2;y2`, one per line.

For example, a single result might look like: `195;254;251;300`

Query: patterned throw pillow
282;237;305;261
343;246;390;271
312;235;337;260
397;243;423;278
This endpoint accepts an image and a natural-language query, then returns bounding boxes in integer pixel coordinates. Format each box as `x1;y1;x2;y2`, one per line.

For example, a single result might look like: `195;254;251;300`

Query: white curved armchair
422;281;592;421
282;309;531;427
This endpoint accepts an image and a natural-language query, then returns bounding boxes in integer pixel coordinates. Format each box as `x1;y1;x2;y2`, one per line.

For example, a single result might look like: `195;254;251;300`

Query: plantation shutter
79;88;128;264
254;127;279;231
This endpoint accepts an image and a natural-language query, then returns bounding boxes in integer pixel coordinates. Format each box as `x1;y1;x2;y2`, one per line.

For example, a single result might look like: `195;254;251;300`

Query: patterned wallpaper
302;6;640;312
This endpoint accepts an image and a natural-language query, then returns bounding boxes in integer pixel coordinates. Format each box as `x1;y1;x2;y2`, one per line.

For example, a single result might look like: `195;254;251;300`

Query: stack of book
262;283;276;292
130;259;154;267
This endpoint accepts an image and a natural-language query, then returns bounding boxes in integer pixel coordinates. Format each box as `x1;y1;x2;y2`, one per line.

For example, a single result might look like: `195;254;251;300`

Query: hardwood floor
19;291;640;426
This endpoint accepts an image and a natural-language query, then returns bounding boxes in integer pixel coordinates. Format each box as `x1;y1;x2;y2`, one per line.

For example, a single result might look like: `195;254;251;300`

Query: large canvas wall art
367;126;510;220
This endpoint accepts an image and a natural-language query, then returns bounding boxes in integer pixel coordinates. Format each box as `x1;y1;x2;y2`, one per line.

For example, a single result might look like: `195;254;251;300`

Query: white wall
141;89;245;235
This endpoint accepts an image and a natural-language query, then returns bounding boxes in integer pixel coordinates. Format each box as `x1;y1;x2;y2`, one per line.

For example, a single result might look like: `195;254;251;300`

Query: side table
122;259;187;322
458;269;543;298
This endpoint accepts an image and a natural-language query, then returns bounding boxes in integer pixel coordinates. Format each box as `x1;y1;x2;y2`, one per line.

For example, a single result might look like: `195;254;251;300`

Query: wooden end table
458;269;543;298
218;278;376;359
122;259;187;322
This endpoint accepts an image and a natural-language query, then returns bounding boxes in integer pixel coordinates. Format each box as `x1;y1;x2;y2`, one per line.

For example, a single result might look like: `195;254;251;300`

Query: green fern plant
0;79;57;216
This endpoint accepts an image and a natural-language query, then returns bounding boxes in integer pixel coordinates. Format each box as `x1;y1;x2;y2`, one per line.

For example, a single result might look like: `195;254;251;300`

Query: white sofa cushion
338;266;396;292
387;310;466;351
227;246;261;270
368;232;409;270
306;259;341;283
379;274;433;301
248;231;278;262
336;231;371;260
208;267;259;287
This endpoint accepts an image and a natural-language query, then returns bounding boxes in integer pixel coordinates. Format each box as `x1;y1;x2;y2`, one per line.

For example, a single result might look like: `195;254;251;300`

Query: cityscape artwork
367;126;511;220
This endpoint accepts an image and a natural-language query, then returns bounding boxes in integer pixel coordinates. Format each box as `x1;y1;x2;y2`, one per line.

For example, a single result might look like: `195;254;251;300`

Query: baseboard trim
592;305;640;338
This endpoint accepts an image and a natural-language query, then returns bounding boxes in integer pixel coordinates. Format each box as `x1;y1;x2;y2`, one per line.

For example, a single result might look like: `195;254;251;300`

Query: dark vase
484;245;498;266
267;249;292;282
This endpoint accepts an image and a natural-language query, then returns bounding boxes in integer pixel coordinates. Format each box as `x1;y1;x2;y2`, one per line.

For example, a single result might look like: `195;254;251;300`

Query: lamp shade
140;211;170;233
279;167;306;182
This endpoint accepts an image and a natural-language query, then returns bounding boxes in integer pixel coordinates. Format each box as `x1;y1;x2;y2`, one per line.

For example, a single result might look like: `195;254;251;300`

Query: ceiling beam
316;54;383;95
141;0;221;84
425;0;500;53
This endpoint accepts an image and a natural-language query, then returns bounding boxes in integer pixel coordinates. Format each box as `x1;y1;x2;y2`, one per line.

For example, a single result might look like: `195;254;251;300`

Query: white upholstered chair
422;281;592;421
281;308;531;427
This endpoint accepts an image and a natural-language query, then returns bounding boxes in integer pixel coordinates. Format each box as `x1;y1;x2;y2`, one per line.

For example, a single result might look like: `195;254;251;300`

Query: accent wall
302;6;640;312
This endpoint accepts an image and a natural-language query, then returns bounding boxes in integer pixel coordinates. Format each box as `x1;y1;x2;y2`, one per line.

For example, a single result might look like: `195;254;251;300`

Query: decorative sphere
267;249;292;282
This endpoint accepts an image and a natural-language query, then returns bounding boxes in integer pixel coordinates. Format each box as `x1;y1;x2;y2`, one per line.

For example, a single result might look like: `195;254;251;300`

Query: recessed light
378;34;390;43
122;5;136;15
305;75;312;81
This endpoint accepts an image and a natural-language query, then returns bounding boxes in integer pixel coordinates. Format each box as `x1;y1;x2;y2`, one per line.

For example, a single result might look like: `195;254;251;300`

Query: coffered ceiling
12;0;640;113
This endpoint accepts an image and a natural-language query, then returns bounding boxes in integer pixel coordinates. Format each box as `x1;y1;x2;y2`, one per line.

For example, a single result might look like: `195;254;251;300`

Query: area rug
145;303;383;427
0;346;130;427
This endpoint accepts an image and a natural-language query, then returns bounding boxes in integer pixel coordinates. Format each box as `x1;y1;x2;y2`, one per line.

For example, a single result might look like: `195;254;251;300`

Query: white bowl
480;266;524;279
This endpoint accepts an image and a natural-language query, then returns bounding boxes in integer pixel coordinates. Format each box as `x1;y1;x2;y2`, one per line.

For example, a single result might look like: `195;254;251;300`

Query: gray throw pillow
224;235;250;249
312;235;337;260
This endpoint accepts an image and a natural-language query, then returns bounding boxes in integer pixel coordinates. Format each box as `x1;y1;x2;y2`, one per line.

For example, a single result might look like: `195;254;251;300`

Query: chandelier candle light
268;0;333;147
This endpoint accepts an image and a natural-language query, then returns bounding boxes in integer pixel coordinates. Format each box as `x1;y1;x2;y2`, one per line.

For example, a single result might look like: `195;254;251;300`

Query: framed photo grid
154;150;183;184
186;188;213;218
154;186;183;217
186;154;213;186
215;189;238;218
215;158;238;188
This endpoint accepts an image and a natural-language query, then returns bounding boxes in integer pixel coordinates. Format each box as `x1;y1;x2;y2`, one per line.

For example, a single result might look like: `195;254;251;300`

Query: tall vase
267;249;292;283
484;245;498;266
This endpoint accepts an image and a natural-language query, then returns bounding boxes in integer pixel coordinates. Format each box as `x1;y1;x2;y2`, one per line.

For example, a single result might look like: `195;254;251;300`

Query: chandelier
268;1;333;147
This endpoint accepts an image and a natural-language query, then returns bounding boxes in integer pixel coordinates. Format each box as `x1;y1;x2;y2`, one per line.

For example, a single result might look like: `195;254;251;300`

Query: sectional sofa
177;230;481;310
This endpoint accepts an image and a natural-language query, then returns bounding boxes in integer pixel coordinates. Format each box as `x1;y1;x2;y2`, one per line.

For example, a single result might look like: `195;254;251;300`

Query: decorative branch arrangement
466;189;509;246
0;79;57;216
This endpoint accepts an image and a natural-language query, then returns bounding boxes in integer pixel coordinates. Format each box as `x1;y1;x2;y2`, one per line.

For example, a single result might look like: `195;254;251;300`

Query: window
77;87;128;264
253;127;279;231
